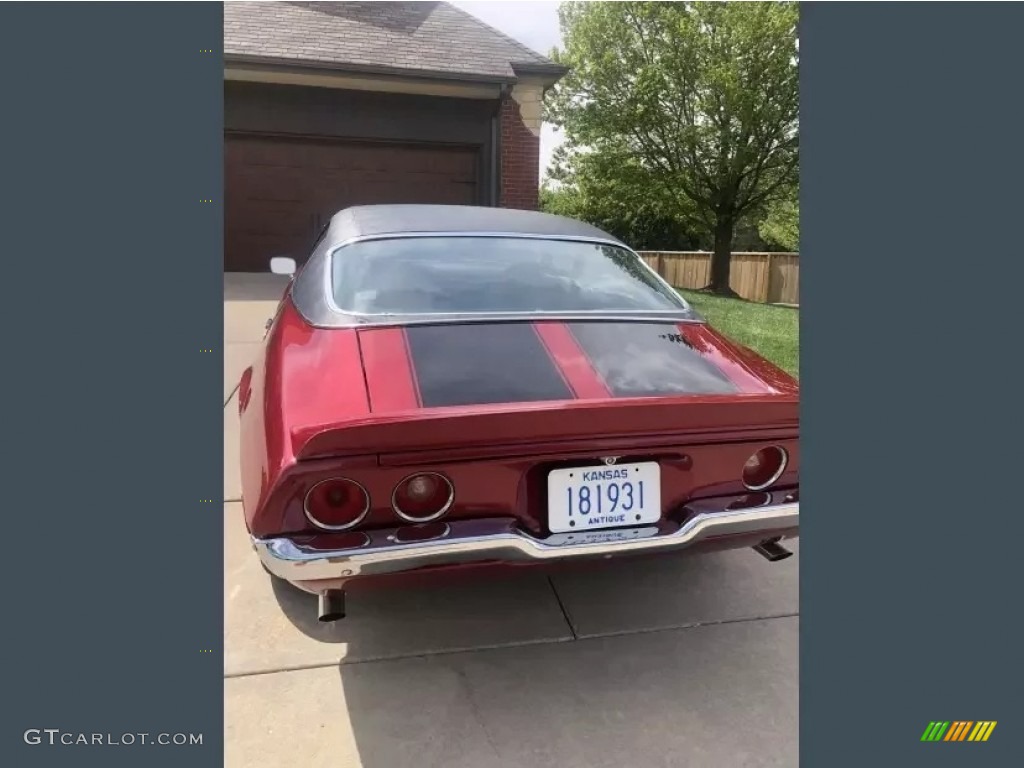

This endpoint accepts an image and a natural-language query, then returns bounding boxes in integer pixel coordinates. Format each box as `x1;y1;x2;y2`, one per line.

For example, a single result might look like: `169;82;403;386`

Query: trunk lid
292;320;798;461
359;320;793;411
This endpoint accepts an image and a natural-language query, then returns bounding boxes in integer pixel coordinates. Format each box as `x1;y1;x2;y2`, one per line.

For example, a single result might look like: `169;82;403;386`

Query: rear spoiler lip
373;425;798;467
291;394;799;462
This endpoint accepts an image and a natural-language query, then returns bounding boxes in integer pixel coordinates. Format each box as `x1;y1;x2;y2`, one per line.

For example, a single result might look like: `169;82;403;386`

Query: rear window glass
330;237;688;315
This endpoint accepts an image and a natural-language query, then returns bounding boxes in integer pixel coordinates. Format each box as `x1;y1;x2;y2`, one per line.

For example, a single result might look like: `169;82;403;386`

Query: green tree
759;192;799;251
548;1;799;294
541;144;703;249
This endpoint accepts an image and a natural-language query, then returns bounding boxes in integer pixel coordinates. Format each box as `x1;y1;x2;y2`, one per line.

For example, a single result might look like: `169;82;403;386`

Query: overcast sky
449;1;565;180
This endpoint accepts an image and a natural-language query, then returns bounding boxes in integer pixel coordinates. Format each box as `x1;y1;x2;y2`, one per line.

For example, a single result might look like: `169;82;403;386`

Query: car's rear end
241;308;799;620
237;206;799;621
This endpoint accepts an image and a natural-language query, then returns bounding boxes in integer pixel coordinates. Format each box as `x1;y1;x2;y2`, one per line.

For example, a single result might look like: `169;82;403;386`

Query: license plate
547;462;662;534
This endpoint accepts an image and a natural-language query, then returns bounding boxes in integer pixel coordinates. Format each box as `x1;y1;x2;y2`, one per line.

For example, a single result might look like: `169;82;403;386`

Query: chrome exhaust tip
753;537;792;562
317;589;347;622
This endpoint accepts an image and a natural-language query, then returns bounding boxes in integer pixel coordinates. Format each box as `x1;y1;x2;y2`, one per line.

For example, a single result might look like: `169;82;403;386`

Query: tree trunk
706;219;739;296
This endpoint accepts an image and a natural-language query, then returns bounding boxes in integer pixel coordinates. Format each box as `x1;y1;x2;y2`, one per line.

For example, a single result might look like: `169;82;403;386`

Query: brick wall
498;96;540;210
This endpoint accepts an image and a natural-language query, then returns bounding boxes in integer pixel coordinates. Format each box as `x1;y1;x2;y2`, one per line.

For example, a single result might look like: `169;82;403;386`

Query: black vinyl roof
325;204;624;247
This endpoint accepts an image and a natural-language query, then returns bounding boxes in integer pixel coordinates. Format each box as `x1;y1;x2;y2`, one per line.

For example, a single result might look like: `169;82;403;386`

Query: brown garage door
225;134;479;272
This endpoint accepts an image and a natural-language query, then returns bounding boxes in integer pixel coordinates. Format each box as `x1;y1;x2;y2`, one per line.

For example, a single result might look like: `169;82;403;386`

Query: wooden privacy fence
638;251;800;306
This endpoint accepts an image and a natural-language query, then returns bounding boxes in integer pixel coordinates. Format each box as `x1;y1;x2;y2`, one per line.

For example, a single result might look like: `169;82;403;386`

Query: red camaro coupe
238;205;799;622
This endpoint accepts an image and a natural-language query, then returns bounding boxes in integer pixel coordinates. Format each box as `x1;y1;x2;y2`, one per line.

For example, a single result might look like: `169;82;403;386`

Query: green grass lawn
677;290;799;378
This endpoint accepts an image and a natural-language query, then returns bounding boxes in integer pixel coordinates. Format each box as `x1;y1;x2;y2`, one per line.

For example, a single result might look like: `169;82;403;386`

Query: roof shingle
224;1;566;82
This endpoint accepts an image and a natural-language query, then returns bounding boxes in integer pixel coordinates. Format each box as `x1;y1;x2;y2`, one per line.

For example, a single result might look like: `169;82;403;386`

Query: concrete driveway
223;273;799;768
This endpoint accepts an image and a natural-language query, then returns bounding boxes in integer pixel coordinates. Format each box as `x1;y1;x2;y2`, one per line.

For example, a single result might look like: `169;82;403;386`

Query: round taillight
391;472;454;522
742;447;788;491
304;478;370;530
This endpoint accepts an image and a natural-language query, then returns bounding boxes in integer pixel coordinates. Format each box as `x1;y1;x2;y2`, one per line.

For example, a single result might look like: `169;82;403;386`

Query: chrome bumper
254;501;799;582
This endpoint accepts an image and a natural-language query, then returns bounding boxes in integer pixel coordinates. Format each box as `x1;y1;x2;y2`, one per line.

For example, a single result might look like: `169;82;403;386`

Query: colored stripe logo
920;721;997;742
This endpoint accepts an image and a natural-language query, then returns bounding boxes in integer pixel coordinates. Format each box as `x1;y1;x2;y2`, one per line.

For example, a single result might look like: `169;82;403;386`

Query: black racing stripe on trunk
404;324;574;408
567;322;738;397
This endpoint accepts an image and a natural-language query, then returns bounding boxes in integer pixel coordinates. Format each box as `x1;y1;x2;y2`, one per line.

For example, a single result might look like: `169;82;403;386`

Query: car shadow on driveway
329;612;798;768
263;538;799;658
264;565;574;657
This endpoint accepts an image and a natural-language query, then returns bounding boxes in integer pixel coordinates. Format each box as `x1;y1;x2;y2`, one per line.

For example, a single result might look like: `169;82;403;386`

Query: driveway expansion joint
223;612;798;681
547;575;579;640
574;611;800;642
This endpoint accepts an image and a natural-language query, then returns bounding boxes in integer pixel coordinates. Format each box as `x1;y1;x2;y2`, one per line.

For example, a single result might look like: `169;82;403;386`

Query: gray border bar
802;2;1024;764
0;3;224;765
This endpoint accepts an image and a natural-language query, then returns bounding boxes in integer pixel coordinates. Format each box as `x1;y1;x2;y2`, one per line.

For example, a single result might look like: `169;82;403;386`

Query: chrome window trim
289;231;703;329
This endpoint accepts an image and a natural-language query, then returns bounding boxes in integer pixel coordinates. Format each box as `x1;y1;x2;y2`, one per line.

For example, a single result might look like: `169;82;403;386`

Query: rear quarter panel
238;299;372;533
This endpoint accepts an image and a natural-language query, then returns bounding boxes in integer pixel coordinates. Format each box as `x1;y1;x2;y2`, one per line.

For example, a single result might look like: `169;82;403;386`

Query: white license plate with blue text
547;462;662;534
